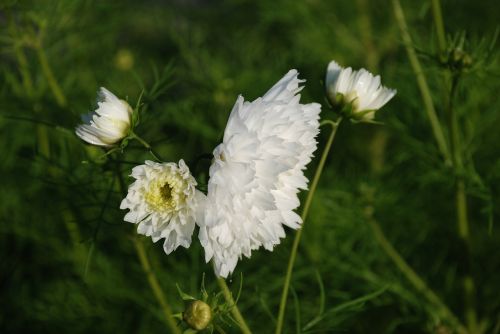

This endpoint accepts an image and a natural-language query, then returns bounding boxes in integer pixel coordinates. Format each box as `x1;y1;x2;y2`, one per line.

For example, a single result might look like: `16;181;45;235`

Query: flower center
144;175;186;213
160;183;173;201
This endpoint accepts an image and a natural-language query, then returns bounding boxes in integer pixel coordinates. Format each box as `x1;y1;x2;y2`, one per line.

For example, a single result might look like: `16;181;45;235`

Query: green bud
461;53;473;68
451;48;465;64
449;48;473;70
183;300;212;331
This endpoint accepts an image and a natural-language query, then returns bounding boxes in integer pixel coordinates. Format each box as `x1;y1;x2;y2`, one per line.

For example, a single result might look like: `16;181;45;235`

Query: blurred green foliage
0;0;499;333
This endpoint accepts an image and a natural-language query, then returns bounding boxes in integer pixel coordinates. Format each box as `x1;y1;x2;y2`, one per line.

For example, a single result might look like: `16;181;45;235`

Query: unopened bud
183;300;212;330
450;48;472;70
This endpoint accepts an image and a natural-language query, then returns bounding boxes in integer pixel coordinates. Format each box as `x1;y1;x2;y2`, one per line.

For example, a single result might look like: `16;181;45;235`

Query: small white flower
76;87;132;146
197;70;321;277
120;160;204;254
325;60;396;120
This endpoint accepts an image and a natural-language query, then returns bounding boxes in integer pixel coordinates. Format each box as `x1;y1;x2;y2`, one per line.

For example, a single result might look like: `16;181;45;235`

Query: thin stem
448;76;463;168
7;19;34;95
366;212;467;333
447;75;478;333
431;0;448;61
9;22;52;158
83;176;116;279
356;0;378;71
456;179;476;333
215;324;228;334
114;161;179;333
36;44;67;107
431;2;478;330
8;22;86;257
217;278;252;334
391;0;451;166
13;42;34;95
131;132;163;161
275;118;342;334
134;238;182;334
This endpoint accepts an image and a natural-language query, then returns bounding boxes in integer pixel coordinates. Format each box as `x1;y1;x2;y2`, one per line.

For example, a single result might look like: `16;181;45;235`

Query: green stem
131;132;163;161
391;0;451;166
7;19;34;95
447;76;478;333
217;278;252;334
132;132;151;149
9;22;51;158
448;76;463;168
275;118;342;334
356;0;378;71
431;0;448;61
114;160;179;333
8;22;85;258
456;179;476;333
36;44;67;107
366;212;467;333
431;2;478;330
134;238;182;334
214;324;228;334
13;42;34;95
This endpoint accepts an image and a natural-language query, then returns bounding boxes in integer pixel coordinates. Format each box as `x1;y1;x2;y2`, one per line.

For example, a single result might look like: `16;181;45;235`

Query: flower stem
217;278;252;334
114;161;179;333
214;324;228;334
36;44;67;108
131;132;163;161
133;237;182;334
391;0;451;166
431;0;448;61
356;0;378;71
8;20;85;260
446;74;478;333
364;205;467;333
456;179;477;333
8;20;51;158
9;22;34;96
275;117;342;334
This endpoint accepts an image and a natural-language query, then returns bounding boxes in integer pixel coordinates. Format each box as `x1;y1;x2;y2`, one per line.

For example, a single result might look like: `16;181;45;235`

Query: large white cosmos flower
325;60;396;120
120;160;204;254
198;70;321;277
76;87;132;146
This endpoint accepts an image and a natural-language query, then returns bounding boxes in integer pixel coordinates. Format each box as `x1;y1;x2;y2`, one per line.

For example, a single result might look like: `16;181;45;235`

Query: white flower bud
325;60;396;121
76;87;132;146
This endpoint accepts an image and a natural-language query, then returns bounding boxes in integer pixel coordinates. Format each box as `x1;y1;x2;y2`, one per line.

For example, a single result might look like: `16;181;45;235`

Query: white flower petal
197;70;321;278
325;60;396;119
121;160;203;254
75;87;132;146
75;125;109;146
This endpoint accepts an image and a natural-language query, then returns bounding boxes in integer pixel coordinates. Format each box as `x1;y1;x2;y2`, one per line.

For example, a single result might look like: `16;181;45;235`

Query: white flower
120;160;204;254
76;87;132;146
325;60;396;120
197;70;321;277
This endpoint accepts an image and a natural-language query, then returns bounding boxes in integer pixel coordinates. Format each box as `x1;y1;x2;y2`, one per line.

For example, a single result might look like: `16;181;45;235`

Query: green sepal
177;283;197;301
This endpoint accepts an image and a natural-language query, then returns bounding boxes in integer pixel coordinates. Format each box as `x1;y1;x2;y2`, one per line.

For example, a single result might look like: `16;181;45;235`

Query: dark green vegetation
1;0;499;333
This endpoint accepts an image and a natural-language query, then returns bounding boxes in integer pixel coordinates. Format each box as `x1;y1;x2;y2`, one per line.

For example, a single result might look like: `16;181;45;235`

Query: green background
1;0;499;333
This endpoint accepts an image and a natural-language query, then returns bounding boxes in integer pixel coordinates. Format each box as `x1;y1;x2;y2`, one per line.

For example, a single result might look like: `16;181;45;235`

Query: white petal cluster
325;60;396;120
76;87;132;146
198;70;321;277
120;160;204;254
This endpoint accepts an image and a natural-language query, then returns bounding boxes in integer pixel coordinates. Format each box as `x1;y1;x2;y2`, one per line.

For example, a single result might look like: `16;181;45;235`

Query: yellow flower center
144;172;187;212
